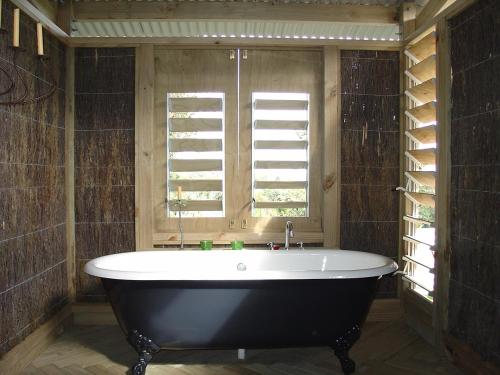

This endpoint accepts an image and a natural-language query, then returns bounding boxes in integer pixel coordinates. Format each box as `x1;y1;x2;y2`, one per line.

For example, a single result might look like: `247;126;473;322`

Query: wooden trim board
0;305;72;374
434;17;452;351
135;45;155;249
72;299;402;326
68;37;402;49
322;47;341;248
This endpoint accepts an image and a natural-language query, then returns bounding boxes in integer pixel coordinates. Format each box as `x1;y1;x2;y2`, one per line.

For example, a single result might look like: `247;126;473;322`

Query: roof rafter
73;1;399;25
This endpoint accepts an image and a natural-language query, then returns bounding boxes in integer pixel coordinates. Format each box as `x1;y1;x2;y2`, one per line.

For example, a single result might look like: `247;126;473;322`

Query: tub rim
84;249;398;281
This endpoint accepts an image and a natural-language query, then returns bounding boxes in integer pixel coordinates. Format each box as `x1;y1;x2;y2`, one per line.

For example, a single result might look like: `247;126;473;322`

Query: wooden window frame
136;47;342;247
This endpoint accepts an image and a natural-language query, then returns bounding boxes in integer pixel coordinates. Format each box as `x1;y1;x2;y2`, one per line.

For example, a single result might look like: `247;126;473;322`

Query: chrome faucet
168;198;186;249
285;221;294;250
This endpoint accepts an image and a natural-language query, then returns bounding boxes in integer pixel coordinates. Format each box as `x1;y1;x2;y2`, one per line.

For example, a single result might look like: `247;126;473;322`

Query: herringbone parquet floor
23;321;462;375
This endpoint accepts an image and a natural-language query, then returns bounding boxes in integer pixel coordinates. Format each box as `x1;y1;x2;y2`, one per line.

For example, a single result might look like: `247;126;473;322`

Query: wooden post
56;0;74;36
397;48;406;300
400;2;416;40
434;16;451;351
322;47;341;248
65;47;76;300
135;45;155;249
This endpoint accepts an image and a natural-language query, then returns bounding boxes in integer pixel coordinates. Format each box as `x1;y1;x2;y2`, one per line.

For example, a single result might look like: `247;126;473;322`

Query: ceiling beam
405;0;475;42
28;0;58;22
415;0;454;29
10;0;68;39
68;36;402;50
73;2;399;25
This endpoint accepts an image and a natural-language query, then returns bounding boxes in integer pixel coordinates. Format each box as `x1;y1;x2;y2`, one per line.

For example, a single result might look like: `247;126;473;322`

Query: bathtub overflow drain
237;263;247;271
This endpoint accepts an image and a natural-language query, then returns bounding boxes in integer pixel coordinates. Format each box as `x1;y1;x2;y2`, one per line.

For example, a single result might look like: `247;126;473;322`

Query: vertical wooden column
401;2;417;38
398;0;416;307
56;0;74;36
434;17;451;349
135;45;155;249
397;48;405;299
65;47;76;300
398;3;416;299
322;47;341;248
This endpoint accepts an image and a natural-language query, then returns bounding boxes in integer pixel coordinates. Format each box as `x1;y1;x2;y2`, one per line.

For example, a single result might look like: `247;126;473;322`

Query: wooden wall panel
448;0;500;366
340;50;400;298
74;48;135;301
0;0;67;354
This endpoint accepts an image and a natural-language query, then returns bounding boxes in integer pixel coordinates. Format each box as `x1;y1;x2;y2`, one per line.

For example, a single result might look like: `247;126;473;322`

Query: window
252;92;309;217
166;92;225;218
402;29;437;301
149;49;323;244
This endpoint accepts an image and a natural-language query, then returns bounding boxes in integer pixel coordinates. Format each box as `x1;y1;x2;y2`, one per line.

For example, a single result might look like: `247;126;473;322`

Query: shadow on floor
25;322;462;375
71;324;340;367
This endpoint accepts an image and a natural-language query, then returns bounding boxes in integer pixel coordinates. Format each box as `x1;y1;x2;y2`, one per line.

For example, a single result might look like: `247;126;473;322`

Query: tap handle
296;241;304;250
266;242;274;250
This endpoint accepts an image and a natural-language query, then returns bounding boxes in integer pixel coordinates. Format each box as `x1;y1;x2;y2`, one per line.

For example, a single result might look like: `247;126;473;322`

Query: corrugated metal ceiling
72;20;400;40
71;0;404;41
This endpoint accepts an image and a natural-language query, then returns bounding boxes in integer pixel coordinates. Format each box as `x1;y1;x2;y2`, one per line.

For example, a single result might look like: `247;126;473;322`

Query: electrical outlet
241;219;248;229
229;219;236;229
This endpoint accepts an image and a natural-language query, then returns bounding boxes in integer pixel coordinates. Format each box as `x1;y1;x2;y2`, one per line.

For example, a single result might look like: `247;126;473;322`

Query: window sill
152;231;324;246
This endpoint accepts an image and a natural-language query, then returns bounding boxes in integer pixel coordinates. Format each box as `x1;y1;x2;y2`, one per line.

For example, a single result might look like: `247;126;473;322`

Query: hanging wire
20;56;57;104
0;49;57;106
0;65;14;96
0;48;28;105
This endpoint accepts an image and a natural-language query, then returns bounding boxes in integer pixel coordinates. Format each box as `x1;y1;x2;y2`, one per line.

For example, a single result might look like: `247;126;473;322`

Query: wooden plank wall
74;48;135;301
447;0;500;367
0;0;68;354
339;50;400;298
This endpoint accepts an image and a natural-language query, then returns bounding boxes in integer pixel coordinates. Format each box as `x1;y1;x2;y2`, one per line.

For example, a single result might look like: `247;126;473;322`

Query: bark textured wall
448;0;499;365
0;0;67;353
74;48;135;301
340;50;400;298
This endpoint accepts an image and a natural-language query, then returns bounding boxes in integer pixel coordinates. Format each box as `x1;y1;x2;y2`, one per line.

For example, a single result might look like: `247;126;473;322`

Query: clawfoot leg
331;325;361;375
127;330;160;375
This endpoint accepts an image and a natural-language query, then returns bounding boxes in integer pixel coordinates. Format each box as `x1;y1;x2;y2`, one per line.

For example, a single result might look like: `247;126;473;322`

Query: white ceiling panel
72;19;400;41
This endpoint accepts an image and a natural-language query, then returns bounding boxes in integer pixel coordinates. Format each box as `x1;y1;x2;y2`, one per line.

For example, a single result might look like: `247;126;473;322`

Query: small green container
231;240;244;250
200;240;213;250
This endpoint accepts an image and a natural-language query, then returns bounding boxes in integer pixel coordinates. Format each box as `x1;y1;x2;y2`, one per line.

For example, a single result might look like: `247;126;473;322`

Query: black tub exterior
101;276;382;374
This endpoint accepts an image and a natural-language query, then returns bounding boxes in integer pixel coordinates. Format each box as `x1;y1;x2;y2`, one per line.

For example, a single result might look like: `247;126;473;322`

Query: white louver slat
167;93;225;216
252;93;310;217
402;28;438;301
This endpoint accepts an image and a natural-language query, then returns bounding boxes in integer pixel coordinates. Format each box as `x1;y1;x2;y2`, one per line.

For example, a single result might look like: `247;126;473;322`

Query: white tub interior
85;249;398;281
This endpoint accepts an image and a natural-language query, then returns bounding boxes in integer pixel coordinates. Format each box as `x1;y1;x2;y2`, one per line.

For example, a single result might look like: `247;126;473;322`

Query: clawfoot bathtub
85;249;397;374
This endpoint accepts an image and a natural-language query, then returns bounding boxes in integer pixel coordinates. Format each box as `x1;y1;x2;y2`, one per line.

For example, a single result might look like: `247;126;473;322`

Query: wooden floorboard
23;321;462;374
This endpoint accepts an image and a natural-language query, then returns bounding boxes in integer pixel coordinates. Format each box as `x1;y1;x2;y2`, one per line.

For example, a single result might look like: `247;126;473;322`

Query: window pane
167;92;225;218
252;92;309;218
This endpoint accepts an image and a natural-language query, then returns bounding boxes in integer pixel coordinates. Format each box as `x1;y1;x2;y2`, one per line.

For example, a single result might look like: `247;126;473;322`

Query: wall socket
241;219;248;229
229;219;236;229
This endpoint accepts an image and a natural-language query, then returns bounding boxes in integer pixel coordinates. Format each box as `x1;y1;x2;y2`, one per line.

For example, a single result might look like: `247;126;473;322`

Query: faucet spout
285;221;294;250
